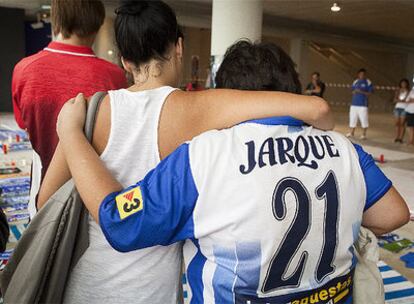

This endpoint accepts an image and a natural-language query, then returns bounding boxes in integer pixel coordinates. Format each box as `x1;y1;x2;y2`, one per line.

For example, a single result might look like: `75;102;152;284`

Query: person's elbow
373;214;409;237
318;99;331;118
390;205;411;232
311;97;334;130
386;197;411;233
362;188;410;236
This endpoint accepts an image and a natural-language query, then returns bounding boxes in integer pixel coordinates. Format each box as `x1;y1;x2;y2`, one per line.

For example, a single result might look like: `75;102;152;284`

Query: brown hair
51;0;105;38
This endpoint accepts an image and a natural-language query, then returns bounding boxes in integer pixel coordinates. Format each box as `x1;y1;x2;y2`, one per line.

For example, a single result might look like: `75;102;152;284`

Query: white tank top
395;90;408;109
63;87;183;304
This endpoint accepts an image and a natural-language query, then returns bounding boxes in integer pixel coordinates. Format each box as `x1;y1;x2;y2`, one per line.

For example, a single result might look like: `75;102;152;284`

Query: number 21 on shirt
263;171;339;293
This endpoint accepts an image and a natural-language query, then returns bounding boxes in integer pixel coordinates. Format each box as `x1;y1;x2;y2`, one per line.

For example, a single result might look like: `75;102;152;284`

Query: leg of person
394;109;401;142
400;113;406;143
361;128;368;139
347;106;357;137
408;127;414;146
359;106;369;140
406;113;414;145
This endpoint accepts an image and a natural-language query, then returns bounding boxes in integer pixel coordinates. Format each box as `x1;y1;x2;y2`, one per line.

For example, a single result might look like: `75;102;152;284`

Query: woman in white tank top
38;1;334;303
393;78;410;143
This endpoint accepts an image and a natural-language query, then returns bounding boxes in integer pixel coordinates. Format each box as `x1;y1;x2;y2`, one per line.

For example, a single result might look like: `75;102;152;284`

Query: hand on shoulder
57;93;87;140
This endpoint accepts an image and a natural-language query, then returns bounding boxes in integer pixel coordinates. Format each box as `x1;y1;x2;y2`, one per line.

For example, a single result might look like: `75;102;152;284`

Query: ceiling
262;0;414;44
1;0;413;46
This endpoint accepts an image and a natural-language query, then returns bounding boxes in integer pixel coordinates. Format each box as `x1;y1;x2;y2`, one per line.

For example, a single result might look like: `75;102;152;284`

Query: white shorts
349;106;369;128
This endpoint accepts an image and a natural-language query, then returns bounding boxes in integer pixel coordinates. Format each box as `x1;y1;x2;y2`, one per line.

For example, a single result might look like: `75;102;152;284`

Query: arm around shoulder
159;89;334;158
168;89;334;137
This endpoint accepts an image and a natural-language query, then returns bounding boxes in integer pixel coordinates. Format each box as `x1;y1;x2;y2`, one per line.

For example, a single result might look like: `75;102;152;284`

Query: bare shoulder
164;89;206;114
166;89;188;104
162;89;190;120
159;89;194;159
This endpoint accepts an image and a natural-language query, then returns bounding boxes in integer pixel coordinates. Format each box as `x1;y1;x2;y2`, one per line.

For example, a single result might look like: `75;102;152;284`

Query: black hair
115;0;183;67
399;78;410;89
312;72;320;77
215;40;301;94
358;68;367;74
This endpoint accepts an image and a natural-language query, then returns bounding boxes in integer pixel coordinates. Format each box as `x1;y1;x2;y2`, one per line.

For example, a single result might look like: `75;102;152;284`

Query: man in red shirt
12;0;127;181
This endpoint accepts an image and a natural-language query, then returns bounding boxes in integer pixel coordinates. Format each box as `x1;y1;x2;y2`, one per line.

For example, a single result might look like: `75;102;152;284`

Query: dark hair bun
115;0;149;16
115;0;182;67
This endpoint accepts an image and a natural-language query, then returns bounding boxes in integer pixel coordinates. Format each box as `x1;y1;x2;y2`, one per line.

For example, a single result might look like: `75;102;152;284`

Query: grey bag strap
69;91;107;269
84;91;107;142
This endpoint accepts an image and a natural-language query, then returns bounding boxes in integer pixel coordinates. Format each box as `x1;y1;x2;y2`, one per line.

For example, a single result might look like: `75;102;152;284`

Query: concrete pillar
209;0;263;87
289;38;309;88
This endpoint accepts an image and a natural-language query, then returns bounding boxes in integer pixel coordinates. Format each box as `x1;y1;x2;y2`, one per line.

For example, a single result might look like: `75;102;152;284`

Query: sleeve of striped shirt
352;79;358;91
353;144;392;211
99;143;198;252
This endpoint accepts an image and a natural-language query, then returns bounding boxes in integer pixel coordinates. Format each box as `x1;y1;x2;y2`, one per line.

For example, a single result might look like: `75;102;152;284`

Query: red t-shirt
12;41;127;178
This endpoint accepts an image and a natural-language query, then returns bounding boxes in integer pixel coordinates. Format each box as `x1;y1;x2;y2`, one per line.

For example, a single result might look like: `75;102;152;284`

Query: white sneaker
346;133;353;138
360;135;367;140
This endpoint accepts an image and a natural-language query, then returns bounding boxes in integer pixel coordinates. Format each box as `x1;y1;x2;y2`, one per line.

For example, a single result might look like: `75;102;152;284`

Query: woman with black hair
38;1;333;302
393;78;410;143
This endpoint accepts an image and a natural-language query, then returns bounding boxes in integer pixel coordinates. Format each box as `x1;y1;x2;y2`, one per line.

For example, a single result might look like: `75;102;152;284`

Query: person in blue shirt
347;68;374;140
57;42;409;304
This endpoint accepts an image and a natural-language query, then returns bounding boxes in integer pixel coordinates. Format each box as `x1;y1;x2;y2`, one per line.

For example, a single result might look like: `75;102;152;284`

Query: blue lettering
259;137;277;168
295;136;318;169
275;137;295;165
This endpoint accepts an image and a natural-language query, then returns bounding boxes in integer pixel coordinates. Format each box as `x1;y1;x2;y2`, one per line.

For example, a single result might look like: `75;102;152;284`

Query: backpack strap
84;91;107;143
